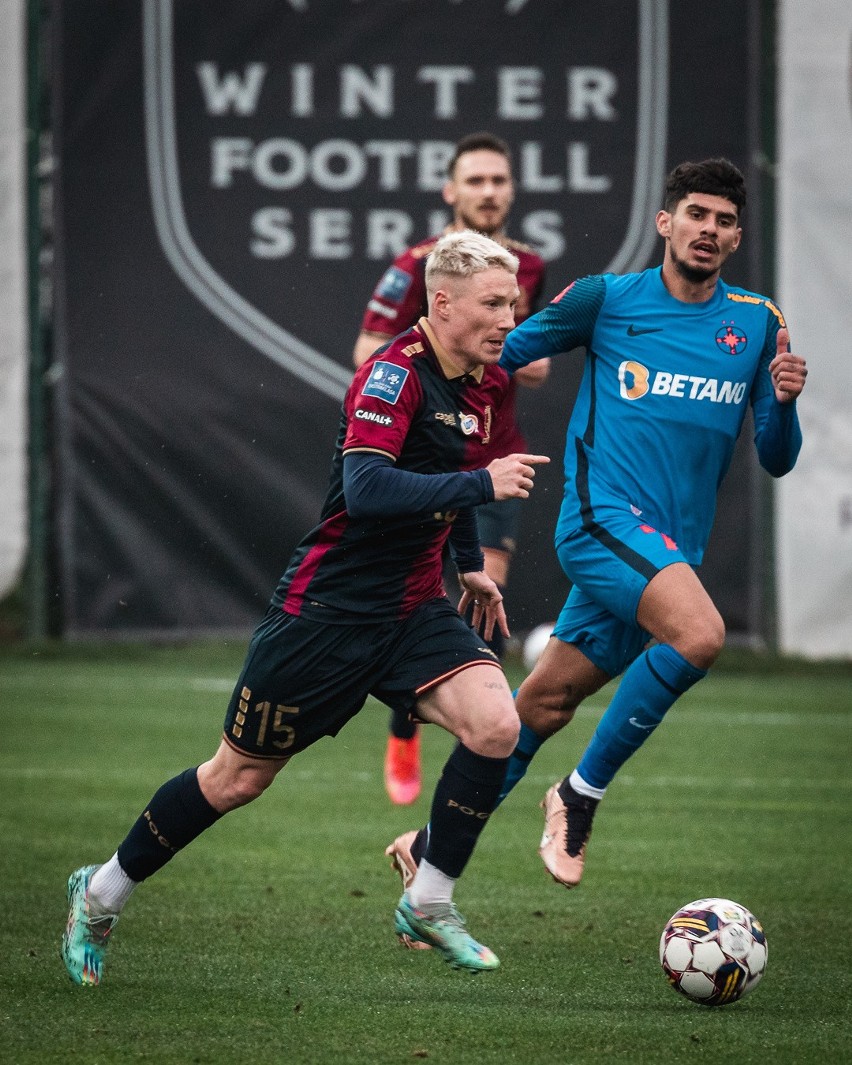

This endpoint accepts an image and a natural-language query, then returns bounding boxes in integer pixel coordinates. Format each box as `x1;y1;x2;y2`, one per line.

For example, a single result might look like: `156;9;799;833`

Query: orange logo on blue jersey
618;360;650;400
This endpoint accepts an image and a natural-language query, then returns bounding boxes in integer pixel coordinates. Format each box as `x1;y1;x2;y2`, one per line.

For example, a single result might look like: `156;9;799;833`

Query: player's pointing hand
486;453;550;500
768;327;808;404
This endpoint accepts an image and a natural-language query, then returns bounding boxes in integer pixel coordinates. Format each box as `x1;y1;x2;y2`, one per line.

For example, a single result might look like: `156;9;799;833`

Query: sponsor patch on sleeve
361;361;410;405
367;299;398;321
354;408;394;426
375;266;413;304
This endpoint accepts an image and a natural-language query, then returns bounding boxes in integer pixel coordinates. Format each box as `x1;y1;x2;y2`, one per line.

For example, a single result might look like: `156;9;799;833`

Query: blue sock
576;644;706;791
496;722;546;805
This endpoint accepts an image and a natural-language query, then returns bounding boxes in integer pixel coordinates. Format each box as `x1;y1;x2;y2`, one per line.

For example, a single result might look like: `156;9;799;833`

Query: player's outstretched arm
343;452;493;518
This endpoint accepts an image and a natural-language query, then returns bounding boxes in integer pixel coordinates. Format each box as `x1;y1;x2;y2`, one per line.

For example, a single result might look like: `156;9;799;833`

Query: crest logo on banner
143;0;668;402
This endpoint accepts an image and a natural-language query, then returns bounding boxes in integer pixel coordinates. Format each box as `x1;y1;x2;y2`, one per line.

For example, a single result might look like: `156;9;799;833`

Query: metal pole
746;0;779;652
25;0;50;639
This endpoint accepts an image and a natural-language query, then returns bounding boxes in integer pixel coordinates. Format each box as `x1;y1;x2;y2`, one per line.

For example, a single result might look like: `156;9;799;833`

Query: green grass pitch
0;641;850;1064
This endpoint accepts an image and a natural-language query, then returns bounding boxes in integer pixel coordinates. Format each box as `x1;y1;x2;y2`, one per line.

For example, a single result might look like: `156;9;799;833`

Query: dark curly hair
664;158;746;215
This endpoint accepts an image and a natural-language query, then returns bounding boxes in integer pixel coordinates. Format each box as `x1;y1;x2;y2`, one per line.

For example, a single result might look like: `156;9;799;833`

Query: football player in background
353;132;550;805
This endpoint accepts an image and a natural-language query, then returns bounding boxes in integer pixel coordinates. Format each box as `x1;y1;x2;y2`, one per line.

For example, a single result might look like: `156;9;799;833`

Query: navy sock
117;767;222;882
576;643;706;790
410;827;428;865
389;708;417;741
423;743;508;879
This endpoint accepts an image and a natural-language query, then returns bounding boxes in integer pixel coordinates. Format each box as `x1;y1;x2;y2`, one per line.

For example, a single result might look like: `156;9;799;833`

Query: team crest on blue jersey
362;361;409;404
715;322;748;355
375;266;413;304
459;413;479;436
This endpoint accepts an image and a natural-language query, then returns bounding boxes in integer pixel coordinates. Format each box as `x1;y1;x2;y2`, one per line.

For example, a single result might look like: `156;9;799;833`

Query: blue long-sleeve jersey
500;268;802;564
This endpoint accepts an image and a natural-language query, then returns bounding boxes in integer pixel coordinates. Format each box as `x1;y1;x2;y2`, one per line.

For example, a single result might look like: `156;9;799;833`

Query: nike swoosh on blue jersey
627;324;664;336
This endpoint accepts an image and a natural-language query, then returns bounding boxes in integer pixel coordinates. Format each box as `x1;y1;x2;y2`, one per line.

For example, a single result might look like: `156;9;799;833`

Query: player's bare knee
495;708;521;754
207;766;276;812
232;773;272;807
463;705;519;758
677;611;726;670
487;708;520;758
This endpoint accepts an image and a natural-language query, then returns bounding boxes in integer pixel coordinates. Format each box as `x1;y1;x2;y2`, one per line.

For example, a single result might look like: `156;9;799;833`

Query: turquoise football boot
61;865;119;986
394;895;499;972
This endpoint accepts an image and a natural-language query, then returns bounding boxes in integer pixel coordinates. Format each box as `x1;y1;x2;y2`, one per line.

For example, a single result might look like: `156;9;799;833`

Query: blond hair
425;230;519;297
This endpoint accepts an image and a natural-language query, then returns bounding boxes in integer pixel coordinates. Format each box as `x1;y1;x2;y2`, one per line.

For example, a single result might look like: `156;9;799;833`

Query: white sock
407;859;456;912
569;769;607;802
89;854;138;915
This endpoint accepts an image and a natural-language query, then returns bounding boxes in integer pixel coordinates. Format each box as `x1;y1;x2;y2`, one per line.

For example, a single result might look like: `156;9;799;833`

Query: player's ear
442;179;457;208
730;226;742;253
655;210;671;238
433;288;451;319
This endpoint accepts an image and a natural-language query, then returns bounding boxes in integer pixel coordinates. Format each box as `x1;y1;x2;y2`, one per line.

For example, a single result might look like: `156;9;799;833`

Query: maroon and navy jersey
274;318;511;623
359;233;545;459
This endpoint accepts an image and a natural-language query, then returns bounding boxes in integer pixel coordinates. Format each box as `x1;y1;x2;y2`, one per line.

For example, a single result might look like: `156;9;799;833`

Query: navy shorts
477;498;522;555
222;599;500;759
552;506;687;678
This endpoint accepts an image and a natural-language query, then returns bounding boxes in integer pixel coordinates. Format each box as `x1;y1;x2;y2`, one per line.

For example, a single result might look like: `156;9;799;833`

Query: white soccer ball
522;622;555;672
659;898;768;1006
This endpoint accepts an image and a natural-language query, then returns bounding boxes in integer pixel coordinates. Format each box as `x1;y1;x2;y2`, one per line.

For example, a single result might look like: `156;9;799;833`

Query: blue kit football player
386;158;808;898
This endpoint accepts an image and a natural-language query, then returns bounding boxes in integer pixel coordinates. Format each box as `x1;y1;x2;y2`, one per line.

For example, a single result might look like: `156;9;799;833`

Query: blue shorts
477;498;522;555
552;506;686;678
222;598;500;759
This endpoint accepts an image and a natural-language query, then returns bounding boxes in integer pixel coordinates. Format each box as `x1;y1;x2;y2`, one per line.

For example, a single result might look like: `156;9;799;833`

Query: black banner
54;0;764;637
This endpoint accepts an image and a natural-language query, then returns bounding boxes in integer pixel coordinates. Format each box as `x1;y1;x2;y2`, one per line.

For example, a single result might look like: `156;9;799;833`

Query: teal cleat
385;831;431;950
394;904;430;949
61;865;118;986
394;895;499;972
